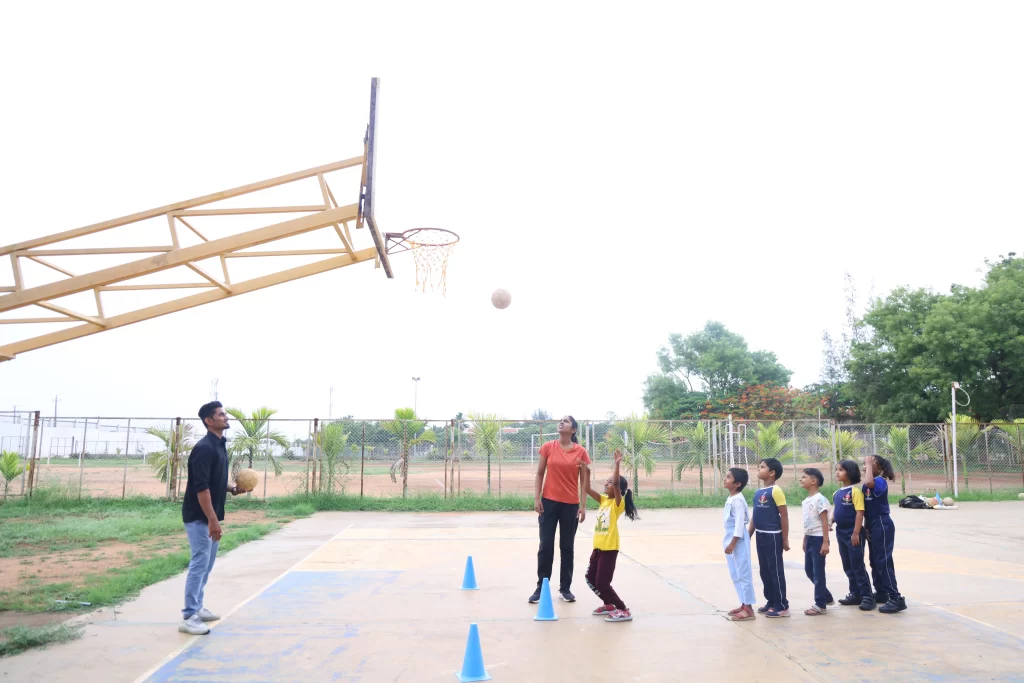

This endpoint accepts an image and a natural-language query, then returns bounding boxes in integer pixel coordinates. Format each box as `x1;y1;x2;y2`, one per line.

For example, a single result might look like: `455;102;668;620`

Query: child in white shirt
800;467;834;615
723;467;756;621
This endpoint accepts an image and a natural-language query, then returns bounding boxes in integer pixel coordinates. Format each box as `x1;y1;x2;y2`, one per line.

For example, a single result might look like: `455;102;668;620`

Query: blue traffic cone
461;556;479;590
456;622;491;682
534;577;558;621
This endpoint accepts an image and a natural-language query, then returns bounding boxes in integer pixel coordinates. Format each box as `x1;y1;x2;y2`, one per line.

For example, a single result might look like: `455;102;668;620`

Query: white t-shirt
723;493;749;542
802;492;830;537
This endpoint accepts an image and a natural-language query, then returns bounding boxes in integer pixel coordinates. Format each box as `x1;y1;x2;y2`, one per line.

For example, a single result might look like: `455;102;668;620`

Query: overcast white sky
1;2;1022;423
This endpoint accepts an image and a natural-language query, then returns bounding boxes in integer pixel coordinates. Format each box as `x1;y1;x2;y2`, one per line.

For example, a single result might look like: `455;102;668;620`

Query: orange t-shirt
540;441;591;504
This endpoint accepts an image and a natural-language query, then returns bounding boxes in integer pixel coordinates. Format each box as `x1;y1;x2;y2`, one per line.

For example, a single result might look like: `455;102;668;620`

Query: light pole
412;377;421;415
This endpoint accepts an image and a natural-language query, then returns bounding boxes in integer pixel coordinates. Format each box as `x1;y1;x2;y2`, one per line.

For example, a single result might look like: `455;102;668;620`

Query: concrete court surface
2;503;1022;682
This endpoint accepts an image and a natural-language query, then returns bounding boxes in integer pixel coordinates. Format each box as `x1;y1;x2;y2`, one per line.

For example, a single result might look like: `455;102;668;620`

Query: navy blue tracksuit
833;486;872;598
752;485;788;612
864;477;900;599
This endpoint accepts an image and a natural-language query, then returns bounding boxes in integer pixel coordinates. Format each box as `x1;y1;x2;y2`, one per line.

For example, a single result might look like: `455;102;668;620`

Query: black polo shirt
181;432;230;524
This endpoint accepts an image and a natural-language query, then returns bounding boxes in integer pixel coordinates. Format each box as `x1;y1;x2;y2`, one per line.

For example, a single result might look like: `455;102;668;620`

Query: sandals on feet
729;607;755;621
804;605;826;616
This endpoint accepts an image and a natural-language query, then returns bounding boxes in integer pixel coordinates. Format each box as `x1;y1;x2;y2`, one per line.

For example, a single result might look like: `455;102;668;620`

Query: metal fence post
121;418;132;499
361;421;366;499
791;420;797;474
262;418;270;500
668;420;674;492
985;427;992;494
26;412;40;497
79;418;90;500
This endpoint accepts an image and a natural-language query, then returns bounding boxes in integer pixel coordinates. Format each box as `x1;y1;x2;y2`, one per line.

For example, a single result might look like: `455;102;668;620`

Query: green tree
1;450;24;500
673;421;711;494
642;374;709;419
383;408;436;497
738;422;796;461
600;414;668;497
812;430;867;462
878;426;939;494
847;288;942;422
938;414;991;490
530;409;551;421
316;421;357;493
226;407;291;477
848;255;1024;422
467;412;507;495
653;321;792;400
146;422;196;497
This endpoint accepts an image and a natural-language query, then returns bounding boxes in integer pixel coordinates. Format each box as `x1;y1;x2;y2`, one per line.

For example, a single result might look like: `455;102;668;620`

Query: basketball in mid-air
491;288;512;309
235;469;259;493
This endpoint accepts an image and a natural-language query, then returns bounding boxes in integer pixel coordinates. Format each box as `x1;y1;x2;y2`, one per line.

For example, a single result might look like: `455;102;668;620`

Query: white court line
133;522;354;683
920;600;1024;643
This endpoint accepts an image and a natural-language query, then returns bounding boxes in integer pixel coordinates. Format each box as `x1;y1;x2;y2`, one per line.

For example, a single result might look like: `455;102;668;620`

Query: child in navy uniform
747;458;790;618
833;459;875;611
864;454;907;614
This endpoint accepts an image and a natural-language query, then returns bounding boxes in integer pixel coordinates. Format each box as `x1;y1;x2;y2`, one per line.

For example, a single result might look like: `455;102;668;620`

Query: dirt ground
21;461;1024;500
0;510;273;631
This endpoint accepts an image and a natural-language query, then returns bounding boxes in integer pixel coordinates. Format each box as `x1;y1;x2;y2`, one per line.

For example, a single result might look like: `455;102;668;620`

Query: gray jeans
183;520;219;619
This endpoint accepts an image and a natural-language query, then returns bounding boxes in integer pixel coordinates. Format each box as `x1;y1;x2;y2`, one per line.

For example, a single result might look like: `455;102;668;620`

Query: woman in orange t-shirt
529;415;592;604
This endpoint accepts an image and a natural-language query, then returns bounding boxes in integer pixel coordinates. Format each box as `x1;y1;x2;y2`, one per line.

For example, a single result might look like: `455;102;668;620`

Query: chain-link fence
3;413;1022;500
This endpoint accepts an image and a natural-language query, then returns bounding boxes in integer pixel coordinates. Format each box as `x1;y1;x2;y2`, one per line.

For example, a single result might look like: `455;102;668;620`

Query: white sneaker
197;607;220;622
178;614;211;635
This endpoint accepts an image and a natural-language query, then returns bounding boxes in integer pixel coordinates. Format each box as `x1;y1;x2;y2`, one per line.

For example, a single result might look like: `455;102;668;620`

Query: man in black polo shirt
179;401;240;635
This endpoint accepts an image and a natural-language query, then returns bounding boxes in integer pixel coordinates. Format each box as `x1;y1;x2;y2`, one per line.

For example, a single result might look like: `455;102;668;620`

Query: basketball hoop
385;228;459;295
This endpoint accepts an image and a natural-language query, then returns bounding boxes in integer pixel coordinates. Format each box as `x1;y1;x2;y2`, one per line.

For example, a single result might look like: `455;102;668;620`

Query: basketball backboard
358;77;393;278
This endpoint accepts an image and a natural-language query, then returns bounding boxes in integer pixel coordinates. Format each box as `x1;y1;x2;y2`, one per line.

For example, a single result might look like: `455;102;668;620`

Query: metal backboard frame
358;77;393;278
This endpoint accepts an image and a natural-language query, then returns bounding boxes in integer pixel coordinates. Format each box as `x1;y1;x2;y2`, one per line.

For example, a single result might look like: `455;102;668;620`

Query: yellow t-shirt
593;494;626;551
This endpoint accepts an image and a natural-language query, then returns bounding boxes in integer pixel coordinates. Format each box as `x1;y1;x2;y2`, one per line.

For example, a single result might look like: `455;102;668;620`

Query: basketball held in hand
235;469;258;493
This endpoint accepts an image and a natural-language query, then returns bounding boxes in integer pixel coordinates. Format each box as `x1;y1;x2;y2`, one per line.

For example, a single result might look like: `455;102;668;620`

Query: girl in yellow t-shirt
584;449;639;622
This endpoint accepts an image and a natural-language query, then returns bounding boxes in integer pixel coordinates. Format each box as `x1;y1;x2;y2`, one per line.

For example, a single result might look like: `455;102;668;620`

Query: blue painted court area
148;571;402;683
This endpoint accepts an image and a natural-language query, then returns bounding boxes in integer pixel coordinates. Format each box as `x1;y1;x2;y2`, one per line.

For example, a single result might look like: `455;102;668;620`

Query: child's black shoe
838;594;861;606
879;596;907;613
859;596;877;611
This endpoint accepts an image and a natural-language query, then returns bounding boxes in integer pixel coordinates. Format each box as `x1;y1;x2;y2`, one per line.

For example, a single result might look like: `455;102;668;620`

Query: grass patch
926;488;1023;502
0;522;280;613
0;509;186;557
0;623;84;658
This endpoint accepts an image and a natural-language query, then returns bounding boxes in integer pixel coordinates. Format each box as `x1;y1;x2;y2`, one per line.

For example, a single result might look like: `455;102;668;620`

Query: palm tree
878;426;939;494
673;421;710;494
146;422;196;498
939;414;990;490
316;421;356;493
226;407;291;477
738;422;796;463
602;414;669;497
991;419;1024;467
1;450;24;500
811;429;867;463
467;412;506;495
382;408;436;497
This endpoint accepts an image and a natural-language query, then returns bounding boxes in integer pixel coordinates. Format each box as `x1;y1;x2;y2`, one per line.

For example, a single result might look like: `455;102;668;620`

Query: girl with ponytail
584;449;639;622
863;454;906;613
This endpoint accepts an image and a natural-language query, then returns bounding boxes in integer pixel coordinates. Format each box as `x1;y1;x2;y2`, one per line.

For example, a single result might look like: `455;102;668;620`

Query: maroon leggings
585;549;626;610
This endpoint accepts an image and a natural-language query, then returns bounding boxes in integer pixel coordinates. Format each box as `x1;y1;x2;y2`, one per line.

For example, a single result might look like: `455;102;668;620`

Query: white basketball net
405;229;458;295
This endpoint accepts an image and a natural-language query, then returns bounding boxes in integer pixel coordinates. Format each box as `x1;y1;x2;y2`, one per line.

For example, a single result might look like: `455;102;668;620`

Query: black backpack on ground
898;495;930;509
